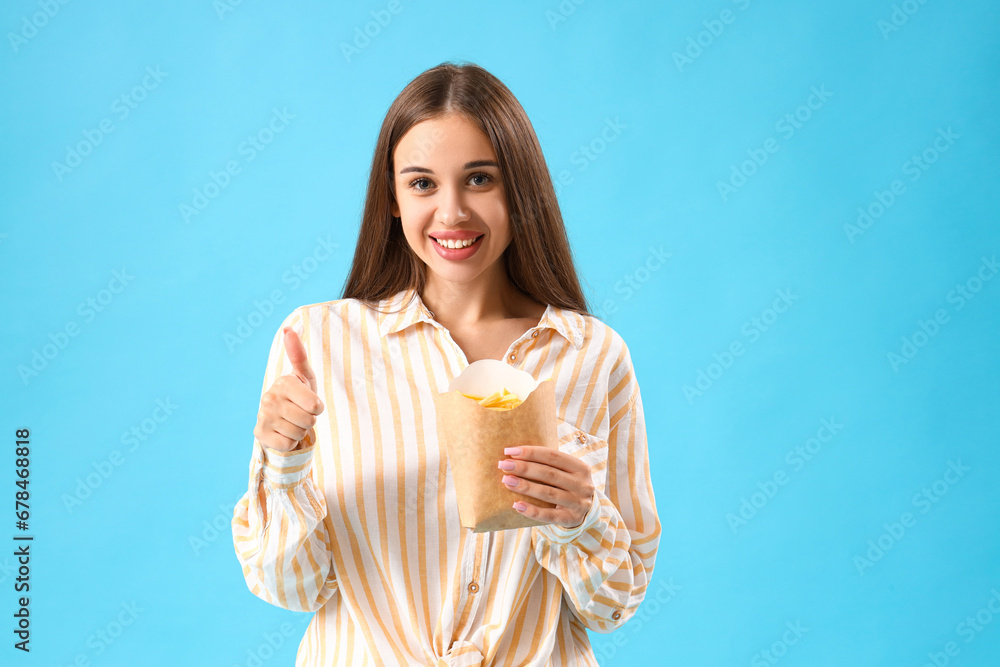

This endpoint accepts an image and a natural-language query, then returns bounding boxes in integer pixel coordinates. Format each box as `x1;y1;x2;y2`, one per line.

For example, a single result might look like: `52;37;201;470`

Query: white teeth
434;236;478;249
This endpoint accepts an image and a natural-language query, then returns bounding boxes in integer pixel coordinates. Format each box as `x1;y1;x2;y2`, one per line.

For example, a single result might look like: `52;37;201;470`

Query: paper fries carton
434;359;557;533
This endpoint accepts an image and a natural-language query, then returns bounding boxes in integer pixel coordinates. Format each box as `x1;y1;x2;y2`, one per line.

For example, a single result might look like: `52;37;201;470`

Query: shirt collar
534;302;585;349
376;288;436;338
376;288;586;350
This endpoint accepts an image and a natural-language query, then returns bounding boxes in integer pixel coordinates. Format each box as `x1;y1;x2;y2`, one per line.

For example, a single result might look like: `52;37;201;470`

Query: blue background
2;0;998;665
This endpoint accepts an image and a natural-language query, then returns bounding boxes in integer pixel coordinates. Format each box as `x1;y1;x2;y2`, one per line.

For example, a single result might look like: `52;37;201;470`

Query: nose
436;184;471;226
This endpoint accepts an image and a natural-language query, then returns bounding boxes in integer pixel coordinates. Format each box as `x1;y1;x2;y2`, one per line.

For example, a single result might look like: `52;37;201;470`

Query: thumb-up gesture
253;327;325;452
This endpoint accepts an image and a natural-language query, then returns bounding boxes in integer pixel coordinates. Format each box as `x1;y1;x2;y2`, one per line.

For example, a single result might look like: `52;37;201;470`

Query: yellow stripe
381;323;422;642
399;331;433;645
274;508;289;608
625;408;643;534
340;306;402;662
571;319;612;426
287;490;310;610
479;529;506;638
557;324;589;420
359;310;415;657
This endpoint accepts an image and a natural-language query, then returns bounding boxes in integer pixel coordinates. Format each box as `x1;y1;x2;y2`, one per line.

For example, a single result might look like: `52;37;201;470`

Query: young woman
233;61;660;667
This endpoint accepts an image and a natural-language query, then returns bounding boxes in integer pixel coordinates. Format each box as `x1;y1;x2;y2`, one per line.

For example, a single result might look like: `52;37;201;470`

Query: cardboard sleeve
434;378;558;533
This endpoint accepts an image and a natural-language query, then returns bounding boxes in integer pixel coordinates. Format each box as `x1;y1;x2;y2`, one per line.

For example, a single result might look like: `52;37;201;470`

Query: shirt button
468;582;479;594
531;331;539;338
577;432;586;443
508;353;516;362
611;610;622;620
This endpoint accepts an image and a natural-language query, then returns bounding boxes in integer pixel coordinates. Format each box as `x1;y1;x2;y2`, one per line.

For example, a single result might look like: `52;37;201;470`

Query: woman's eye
407;173;493;191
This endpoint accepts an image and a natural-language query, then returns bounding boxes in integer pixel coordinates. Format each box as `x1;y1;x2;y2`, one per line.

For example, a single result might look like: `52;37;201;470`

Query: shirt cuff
259;432;316;489
532;489;602;545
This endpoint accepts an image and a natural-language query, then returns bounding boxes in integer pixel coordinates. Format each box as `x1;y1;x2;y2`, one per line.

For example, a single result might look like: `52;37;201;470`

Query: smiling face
391;112;511;291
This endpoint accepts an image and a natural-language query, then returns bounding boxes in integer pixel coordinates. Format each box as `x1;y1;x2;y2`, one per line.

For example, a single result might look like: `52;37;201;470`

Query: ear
391;201;400;217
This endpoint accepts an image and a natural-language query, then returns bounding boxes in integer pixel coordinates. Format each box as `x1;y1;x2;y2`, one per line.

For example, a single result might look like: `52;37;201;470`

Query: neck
419;265;532;330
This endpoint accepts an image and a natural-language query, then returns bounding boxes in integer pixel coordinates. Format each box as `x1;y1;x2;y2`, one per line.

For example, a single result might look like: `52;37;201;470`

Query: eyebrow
398;160;499;175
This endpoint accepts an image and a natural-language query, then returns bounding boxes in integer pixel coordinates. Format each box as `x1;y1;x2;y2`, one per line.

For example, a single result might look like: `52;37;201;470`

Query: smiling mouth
432;235;483;249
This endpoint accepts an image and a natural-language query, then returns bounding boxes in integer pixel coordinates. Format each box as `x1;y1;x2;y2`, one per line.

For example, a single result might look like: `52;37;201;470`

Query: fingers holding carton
461;384;595;528
434;359;560;532
499;445;595;529
253;327;326;453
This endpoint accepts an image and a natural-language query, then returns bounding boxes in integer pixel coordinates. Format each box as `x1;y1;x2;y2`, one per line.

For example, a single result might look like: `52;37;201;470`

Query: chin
426;266;482;284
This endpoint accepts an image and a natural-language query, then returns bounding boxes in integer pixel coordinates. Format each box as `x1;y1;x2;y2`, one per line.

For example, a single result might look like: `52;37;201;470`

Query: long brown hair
340;61;590;316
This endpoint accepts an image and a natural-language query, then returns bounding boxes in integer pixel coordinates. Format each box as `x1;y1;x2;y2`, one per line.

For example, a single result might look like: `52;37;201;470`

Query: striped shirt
231;288;660;666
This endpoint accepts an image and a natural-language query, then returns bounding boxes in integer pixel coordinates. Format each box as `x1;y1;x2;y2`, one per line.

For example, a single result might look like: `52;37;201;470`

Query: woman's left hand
499;446;595;528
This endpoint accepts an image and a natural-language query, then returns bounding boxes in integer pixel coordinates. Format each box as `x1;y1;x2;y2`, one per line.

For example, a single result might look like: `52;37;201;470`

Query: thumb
282;327;317;392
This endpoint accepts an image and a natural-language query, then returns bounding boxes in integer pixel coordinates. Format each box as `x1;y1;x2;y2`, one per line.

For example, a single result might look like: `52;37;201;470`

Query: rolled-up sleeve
531;343;661;633
231;311;339;612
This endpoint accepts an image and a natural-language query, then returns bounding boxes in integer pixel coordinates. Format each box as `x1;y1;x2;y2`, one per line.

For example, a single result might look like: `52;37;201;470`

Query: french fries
459;388;523;411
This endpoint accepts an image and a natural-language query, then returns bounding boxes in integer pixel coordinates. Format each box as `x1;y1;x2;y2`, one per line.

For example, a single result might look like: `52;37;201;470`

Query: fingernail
513;502;527;512
498;460;515;471
504;447;521;456
502;475;518;487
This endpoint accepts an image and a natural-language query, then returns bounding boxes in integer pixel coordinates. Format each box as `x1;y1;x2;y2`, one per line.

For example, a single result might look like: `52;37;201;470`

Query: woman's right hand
254;327;325;452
